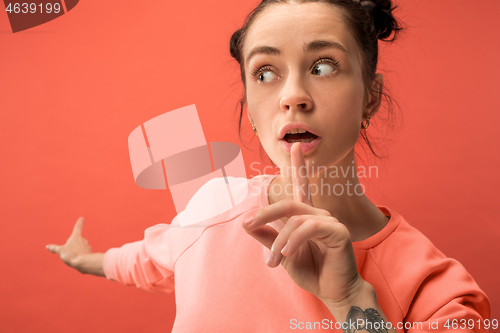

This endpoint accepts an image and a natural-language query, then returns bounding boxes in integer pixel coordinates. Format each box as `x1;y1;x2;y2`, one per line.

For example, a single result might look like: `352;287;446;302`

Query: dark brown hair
229;0;403;159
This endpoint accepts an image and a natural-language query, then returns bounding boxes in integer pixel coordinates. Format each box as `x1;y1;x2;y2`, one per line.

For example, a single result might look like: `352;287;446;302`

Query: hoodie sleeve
404;257;491;333
103;223;175;294
101;176;256;294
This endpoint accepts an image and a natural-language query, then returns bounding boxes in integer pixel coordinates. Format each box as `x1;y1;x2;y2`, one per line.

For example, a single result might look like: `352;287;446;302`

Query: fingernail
242;216;254;227
281;242;290;256
266;252;276;266
45;245;50;250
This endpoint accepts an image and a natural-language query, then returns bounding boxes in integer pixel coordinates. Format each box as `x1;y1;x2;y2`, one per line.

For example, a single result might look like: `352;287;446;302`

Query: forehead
243;2;359;63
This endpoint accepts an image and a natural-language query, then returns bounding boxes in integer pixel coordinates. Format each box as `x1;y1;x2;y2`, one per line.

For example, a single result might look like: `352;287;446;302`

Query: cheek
247;84;273;107
316;81;365;149
246;93;273;144
246;84;261;111
319;80;364;122
246;86;276;127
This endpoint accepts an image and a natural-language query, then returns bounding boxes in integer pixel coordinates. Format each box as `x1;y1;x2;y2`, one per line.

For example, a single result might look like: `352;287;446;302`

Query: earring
361;116;371;129
251;118;258;136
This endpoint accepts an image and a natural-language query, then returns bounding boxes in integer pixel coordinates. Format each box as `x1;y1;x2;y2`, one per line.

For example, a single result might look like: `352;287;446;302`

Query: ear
364;73;384;119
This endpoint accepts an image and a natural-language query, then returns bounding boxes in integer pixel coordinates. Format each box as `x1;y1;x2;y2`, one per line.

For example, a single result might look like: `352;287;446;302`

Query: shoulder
366;207;451;266
175;174;272;227
366;208;490;320
140;175;273;268
372;210;448;263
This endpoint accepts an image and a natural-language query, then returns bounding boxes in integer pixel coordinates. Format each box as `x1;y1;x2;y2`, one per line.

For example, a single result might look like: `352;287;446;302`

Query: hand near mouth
243;142;370;307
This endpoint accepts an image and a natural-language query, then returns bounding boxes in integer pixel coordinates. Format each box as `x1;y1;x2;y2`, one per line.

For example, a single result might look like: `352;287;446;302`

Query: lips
278;123;320;140
278;123;321;154
283;131;318;143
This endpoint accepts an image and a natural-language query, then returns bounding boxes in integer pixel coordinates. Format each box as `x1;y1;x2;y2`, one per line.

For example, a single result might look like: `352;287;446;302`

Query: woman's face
243;2;381;171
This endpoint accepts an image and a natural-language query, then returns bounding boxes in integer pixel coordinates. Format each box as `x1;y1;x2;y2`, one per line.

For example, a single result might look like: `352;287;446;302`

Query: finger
244;224;284;268
245;224;278;250
245;225;278;249
46;244;61;254
71;217;84;237
267;215;310;267
267;214;332;267
291;142;312;206
243;199;330;231
283;218;350;257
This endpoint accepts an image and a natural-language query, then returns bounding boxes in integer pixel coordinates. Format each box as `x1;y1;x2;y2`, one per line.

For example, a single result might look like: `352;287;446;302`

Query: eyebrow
246;39;350;63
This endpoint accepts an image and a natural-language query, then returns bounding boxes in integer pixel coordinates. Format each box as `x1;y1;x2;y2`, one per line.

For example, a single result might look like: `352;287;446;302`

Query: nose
279;75;313;113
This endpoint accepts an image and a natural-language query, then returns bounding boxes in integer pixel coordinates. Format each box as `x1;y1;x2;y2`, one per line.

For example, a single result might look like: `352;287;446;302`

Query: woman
47;0;491;331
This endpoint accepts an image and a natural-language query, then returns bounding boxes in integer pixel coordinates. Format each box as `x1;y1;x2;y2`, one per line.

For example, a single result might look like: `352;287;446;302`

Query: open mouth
283;131;319;143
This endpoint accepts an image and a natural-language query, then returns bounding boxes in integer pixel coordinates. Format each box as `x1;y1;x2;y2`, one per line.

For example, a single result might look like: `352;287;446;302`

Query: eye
312;57;340;77
312;63;335;76
251;66;279;84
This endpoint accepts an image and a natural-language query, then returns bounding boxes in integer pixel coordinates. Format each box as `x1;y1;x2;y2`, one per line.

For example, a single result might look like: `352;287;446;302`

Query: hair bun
230;29;243;62
358;0;402;41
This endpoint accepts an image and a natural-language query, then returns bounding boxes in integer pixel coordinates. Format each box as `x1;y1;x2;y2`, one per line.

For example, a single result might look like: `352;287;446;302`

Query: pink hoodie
103;174;490;332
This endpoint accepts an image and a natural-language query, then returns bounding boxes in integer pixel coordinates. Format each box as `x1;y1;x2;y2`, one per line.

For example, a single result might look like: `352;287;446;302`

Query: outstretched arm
46;217;105;277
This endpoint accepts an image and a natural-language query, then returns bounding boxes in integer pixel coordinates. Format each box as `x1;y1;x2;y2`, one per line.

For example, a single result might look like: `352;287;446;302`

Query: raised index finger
291;142;313;206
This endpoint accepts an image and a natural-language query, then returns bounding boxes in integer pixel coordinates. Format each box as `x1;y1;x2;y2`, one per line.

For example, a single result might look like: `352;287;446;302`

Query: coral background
0;0;498;331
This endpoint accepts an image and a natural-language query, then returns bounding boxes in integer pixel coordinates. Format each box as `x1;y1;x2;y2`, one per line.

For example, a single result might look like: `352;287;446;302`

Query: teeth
286;128;307;134
287;138;314;143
